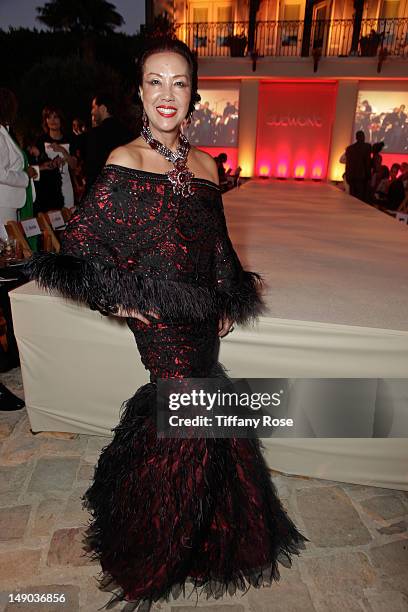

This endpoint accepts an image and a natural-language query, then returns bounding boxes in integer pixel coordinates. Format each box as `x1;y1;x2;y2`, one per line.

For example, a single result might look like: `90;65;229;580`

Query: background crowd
0;87;134;224
341;130;408;212
0;87;243;231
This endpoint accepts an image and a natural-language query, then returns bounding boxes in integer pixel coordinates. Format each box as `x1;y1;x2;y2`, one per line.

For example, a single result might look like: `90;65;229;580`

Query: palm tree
36;0;124;61
36;0;124;33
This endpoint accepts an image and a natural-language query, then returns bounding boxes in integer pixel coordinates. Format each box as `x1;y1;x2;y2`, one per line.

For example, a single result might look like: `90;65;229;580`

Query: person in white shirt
0;89;36;410
0;88;37;227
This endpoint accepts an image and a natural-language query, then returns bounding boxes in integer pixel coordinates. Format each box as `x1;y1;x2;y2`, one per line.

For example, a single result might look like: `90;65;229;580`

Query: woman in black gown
27;38;309;611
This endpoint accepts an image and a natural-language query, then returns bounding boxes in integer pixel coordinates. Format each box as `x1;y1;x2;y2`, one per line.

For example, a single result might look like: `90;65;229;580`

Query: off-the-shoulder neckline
105;163;221;190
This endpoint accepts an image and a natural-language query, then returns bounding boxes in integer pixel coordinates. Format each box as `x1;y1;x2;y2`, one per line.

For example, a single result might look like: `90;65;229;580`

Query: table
10;281;408;491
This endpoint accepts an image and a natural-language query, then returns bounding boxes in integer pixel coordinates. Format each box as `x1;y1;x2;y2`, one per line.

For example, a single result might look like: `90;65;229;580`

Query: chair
5;221;33;259
61;207;74;223
43;209;66;231
37;213;60;253
397;195;408;214
395;212;408;225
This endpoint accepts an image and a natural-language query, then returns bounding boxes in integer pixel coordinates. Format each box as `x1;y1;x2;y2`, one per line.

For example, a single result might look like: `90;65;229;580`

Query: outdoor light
312;165;323;181
276;163;288;179
294;165;306;180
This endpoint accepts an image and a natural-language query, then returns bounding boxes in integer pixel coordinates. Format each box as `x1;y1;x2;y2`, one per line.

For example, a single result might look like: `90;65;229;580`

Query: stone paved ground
0;368;407;612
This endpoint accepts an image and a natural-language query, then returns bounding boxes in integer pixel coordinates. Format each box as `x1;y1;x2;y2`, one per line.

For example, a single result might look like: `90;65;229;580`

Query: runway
223;179;408;332
218;180;408;490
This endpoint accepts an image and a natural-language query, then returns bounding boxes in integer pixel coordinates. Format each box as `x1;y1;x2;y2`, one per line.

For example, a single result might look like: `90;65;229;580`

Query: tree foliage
139;13;177;41
0;13;176;139
13;56;128;139
36;0;124;34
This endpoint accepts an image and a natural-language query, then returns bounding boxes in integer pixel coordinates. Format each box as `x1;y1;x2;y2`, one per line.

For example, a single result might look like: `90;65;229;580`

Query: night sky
0;0;145;34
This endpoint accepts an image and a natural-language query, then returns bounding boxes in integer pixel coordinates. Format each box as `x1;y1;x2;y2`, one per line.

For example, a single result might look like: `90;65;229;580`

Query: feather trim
81;365;309;611
25;252;267;325
216;270;268;325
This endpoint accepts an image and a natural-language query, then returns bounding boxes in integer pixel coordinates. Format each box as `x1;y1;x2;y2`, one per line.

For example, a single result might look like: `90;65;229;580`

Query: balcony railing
174;18;408;58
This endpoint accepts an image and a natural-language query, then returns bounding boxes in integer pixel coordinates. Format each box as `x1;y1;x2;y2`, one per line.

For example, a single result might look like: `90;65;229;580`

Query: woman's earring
185;113;192;127
142;109;149;128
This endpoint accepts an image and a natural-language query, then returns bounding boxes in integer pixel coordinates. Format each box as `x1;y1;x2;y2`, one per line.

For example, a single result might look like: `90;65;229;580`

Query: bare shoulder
190;147;219;185
106;140;142;169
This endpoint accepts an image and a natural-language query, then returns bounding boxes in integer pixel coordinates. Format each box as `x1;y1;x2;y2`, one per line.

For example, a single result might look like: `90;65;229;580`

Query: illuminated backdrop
353;90;408;154
185;80;240;147
185;80;240;172
255;82;337;179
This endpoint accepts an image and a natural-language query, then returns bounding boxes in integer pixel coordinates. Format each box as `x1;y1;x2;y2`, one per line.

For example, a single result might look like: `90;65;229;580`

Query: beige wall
236;0;250;22
259;0;278;20
237;80;260;176
327;80;359;181
174;0;186;22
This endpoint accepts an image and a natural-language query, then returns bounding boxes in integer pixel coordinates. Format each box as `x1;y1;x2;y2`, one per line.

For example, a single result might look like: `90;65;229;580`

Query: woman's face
46;112;61;131
139;51;191;133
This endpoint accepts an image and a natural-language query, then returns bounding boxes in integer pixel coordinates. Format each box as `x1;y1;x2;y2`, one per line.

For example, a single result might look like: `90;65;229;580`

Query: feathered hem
80;373;309;612
25;252;267;325
85;537;308;611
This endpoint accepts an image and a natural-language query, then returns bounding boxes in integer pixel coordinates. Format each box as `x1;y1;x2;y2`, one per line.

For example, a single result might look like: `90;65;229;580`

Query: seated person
214;153;231;191
230;165;242;187
388;175;406;211
384;163;402;210
374;165;390;203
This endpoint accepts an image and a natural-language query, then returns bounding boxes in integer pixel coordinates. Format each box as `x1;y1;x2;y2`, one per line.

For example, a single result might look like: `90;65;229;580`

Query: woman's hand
218;315;235;338
49;144;77;170
115;307;161;325
53;156;66;168
26;166;38;179
39;160;55;171
49;143;66;155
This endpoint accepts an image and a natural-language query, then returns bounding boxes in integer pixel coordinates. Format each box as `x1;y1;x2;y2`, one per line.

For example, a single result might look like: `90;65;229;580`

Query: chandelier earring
142;108;149;128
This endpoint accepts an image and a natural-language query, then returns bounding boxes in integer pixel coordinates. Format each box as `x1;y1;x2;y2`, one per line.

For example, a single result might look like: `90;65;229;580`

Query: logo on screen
266;115;323;128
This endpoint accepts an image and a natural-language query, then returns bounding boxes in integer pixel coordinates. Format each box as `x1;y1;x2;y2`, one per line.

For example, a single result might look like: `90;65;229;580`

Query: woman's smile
156;106;178;118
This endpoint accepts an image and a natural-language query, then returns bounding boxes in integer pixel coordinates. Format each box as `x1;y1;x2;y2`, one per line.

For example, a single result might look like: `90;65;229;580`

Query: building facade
145;0;408;180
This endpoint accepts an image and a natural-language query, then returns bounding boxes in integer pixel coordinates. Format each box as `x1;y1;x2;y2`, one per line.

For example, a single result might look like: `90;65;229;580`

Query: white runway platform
11;180;408;489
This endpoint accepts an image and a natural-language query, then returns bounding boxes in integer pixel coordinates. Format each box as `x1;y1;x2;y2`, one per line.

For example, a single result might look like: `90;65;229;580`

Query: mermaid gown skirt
81;316;309;610
26;166;309;610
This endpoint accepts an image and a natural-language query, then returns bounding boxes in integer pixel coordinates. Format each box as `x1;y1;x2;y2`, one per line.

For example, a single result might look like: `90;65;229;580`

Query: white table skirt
10;281;408;491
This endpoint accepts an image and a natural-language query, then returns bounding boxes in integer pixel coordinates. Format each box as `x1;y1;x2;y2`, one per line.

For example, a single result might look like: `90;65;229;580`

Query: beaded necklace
140;122;195;198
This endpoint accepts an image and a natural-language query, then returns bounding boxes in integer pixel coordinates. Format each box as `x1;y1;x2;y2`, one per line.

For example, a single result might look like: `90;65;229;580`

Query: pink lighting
294;164;306;178
256;82;337;180
276;163;288;178
312;164;323;179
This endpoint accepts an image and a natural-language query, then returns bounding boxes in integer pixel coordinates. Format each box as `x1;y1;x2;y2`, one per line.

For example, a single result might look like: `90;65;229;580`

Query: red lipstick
157;106;177;118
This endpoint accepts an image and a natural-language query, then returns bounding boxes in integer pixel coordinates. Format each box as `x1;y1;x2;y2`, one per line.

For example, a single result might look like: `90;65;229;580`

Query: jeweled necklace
140;122;195;198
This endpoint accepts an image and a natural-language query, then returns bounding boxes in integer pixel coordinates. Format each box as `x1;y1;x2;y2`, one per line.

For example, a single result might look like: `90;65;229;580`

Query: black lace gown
27;164;309;611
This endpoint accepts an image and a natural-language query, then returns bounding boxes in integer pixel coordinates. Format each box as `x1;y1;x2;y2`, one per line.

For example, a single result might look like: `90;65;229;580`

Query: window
283;4;301;20
380;1;400;17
